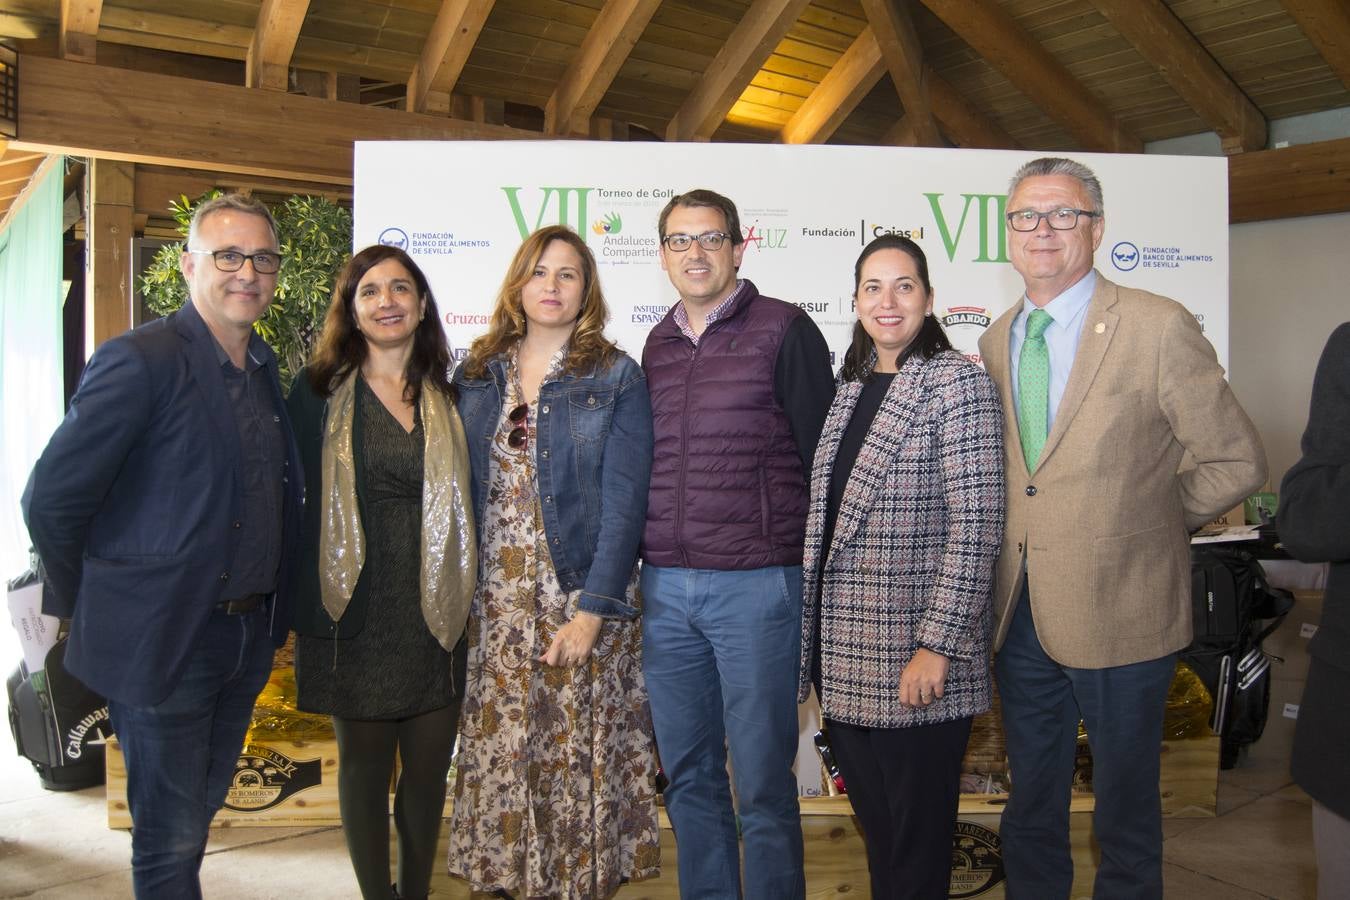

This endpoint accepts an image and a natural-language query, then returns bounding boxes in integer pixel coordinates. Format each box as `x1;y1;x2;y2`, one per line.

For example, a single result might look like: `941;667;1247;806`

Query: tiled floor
0;630;1321;899
0;733;1321;897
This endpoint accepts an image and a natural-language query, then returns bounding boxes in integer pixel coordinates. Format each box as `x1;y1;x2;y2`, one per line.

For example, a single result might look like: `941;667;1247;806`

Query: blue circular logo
1111;241;1139;271
378;227;409;250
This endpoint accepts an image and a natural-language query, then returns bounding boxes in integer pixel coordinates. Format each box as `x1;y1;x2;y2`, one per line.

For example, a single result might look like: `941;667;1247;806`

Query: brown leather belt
216;594;266;615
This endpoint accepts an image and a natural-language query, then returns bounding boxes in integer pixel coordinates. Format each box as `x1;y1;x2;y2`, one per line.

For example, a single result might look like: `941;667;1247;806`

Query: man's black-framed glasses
1005;208;1101;232
188;249;282;274
662;231;731;252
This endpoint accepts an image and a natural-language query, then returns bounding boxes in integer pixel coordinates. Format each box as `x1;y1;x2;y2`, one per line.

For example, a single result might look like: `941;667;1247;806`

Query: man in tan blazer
977;157;1265;899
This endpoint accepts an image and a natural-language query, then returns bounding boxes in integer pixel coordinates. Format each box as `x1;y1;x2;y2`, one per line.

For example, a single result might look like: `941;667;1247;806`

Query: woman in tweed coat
798;234;1005;899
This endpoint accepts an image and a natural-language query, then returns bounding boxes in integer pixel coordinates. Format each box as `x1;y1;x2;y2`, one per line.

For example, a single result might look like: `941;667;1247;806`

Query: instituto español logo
630;304;669;325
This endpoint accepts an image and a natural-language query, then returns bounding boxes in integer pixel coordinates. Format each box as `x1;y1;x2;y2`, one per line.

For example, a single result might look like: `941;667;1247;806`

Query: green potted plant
139;191;353;389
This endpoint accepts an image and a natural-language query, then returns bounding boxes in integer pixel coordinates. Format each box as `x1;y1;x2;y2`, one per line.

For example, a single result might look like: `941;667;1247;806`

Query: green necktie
1018;309;1054;471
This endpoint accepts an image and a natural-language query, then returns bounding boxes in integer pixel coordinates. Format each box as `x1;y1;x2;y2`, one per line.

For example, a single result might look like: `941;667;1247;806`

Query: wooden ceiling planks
0;0;1348;221
0;0;1336;146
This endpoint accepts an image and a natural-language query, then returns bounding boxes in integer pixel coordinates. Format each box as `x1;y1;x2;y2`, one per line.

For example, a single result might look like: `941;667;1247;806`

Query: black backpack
1181;544;1294;769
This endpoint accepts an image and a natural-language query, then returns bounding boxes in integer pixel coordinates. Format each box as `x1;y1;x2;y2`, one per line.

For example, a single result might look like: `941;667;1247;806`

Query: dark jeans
108;605;274;899
827;716;973;900
994;586;1175;900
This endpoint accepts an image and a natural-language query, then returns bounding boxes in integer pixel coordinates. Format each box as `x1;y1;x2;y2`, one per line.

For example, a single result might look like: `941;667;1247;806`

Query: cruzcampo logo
925;193;1009;263
592;212;622;235
223;744;323;813
502;187;595;239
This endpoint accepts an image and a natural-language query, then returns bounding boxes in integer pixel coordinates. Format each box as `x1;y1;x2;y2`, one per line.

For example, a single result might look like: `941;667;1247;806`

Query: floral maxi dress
448;365;661;899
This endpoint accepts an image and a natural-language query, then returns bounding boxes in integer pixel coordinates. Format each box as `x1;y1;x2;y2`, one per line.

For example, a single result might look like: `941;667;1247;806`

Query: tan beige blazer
977;271;1266;668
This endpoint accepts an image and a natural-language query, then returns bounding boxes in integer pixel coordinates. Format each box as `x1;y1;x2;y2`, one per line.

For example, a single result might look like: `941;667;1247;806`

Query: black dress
296;377;454;720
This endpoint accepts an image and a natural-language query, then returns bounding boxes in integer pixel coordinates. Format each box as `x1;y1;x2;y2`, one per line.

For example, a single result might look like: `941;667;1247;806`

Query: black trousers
826;715;973;900
333;702;460;900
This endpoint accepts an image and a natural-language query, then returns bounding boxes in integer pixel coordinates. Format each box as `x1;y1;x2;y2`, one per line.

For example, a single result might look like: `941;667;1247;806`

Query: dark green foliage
138;191;353;390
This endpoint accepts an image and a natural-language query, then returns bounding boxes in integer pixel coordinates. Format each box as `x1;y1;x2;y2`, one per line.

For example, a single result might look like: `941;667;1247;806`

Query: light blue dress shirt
1009;270;1096;431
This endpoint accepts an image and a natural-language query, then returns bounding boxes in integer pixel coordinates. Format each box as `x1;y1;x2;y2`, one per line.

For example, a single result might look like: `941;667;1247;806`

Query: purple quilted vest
641;280;810;569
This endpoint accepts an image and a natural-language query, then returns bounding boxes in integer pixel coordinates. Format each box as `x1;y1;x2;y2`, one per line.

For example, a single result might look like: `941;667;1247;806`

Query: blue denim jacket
454;351;653;619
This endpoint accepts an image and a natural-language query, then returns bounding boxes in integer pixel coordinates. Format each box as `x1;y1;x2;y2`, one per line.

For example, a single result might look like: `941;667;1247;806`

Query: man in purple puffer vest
641;189;834;898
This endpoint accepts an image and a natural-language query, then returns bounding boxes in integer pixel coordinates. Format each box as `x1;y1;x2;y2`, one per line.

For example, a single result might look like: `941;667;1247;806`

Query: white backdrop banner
354;141;1229;796
354;141;1229;371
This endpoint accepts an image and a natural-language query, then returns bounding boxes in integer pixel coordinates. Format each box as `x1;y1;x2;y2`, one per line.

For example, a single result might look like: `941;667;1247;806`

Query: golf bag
1181;544;1294;769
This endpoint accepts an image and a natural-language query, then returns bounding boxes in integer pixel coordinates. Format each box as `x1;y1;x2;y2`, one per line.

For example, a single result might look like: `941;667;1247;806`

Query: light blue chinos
641;563;806;900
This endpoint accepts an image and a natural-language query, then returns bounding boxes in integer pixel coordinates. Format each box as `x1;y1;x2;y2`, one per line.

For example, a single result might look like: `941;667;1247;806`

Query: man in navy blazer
25;194;302;898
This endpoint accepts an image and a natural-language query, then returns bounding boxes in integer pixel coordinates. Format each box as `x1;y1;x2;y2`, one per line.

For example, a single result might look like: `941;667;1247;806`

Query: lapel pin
1094;322;1106;334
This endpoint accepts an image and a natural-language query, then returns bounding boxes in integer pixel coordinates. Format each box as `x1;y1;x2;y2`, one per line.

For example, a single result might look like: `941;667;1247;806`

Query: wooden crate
1159;735;1220;817
108;734;1215;847
106;737;339;828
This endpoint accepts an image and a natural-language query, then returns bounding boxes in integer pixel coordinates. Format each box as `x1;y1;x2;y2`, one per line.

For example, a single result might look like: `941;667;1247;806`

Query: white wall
1229;210;1350;489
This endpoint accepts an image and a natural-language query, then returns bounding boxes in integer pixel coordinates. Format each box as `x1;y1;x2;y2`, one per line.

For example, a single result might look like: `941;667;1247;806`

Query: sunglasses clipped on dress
508;403;528;450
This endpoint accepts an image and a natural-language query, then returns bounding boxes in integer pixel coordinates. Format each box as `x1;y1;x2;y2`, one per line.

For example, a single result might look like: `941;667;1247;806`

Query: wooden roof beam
787;21;1014;149
879;70;1020;150
545;0;661;135
59;0;104;63
927;68;1019;149
0;150;46;172
14;55;538;186
861;0;941;147
246;0;312;91
1089;0;1265;153
1280;0;1350;92
666;0;814;142
407;0;497;114
1230;135;1350;222
781;26;886;144
0;163;44;189
918;0;1141;152
884;115;917;146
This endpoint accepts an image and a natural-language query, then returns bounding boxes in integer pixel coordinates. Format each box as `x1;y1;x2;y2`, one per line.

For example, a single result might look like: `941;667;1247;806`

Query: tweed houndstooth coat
797;350;1005;728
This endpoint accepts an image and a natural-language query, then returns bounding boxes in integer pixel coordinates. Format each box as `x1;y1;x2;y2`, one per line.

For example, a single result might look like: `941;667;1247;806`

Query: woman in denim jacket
447;225;660;898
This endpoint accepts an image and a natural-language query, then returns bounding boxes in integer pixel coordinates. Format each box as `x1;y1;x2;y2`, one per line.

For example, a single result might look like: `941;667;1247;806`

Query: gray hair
187;193;279;249
1008;157;1104;214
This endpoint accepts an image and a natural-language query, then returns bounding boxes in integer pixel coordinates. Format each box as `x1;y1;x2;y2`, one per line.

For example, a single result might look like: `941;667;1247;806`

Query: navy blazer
24;300;303;707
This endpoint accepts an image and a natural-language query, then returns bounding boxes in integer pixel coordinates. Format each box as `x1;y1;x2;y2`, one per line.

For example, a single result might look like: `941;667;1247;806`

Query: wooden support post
85;158;135;354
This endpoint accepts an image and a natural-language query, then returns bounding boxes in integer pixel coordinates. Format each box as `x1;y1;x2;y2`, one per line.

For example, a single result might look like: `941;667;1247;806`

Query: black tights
333;703;460;900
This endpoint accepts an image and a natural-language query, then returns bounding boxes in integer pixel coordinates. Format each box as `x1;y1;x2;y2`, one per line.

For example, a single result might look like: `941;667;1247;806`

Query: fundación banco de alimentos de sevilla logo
378;227;409;250
1111;241;1140;272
